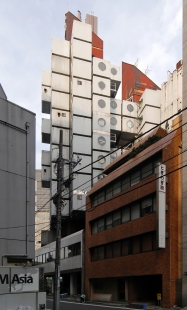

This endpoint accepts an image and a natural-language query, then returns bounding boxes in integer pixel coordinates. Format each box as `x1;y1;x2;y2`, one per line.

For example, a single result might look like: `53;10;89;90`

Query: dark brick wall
85;127;182;308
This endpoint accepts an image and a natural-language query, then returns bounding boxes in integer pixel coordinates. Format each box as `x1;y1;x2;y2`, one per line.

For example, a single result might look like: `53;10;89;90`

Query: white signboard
156;163;166;248
0;267;39;294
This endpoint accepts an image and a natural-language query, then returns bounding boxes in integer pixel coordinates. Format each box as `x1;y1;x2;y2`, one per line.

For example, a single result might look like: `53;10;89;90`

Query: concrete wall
0;97;35;262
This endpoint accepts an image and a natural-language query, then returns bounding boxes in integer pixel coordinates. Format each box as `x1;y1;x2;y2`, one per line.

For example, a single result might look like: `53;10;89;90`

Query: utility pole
53;130;63;310
53;130;82;310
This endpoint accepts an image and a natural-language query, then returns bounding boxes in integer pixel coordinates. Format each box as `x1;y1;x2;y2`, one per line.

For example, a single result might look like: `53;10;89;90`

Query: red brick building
85;118;182;308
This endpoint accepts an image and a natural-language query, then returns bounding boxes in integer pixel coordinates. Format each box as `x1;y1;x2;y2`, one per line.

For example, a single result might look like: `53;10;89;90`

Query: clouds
0;0;182;168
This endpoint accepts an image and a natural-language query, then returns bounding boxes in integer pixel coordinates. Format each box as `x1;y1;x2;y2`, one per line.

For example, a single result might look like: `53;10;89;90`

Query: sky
0;0;182;168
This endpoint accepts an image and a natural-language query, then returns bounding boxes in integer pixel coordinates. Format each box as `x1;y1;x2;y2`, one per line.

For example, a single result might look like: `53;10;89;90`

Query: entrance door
118;278;125;300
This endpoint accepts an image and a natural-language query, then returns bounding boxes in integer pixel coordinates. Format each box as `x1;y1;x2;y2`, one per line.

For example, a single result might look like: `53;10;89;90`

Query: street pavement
46;295;175;310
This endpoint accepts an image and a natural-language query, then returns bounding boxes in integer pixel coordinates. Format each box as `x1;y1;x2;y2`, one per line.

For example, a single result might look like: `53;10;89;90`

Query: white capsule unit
92;95;110;114
72;97;91;117
92;132;110;151
51;73;70;93
92;76;110;97
72;116;91;136
92;150;110;169
93;57;111;78
110;98;122;115
51;109;70;128
52;55;70;75
52;91;69;111
52;37;70;58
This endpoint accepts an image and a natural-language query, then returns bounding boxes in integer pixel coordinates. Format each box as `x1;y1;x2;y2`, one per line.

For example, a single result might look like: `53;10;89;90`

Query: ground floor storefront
88;275;177;307
45;271;82;296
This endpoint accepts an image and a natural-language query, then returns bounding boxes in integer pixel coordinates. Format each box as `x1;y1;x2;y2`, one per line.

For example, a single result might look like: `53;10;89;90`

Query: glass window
122;176;130;191
132;236;140;254
93;195;97;207
97;246;105;260
65;246;69;258
131;170;140;186
106;214;112;230
113;210;121;227
122;239;130;256
131;202;140;220
91;248;97;261
141;162;153;179
122;206;130;223
75;242;81;255
61;247;64;259
106;185;112;200
113;241;121;258
141;196;153;216
92;221;97;234
97;191;105;204
98;218;105;232
113;180;121;195
68;245;73;257
141;233;153;252
106;244;113;259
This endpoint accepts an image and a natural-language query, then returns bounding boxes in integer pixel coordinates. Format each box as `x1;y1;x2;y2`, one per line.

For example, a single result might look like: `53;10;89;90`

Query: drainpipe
25;122;30;256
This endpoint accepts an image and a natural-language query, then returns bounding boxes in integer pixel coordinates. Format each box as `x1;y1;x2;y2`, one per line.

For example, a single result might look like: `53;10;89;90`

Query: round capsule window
110;117;117;125
98;81;106;90
98;118;106;127
98;62;106;71
111;152;117;159
111;67;117;75
111;100;117;109
127;104;134;112
127;120;134;128
98;99;106;108
98;155;106;164
98;136;106;145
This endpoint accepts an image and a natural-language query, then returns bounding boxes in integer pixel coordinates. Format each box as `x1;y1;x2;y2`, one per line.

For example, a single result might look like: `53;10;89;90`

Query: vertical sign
156;163;166;248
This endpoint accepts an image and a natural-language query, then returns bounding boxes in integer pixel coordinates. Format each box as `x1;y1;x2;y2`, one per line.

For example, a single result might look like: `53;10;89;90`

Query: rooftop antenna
145;65;152;75
135;58;139;67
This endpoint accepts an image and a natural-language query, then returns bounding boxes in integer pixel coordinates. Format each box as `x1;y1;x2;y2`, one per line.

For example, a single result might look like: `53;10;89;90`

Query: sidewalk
47;294;179;310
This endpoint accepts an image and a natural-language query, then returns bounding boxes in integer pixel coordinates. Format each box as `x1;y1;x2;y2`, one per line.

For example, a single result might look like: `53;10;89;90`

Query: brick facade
85;123;182;308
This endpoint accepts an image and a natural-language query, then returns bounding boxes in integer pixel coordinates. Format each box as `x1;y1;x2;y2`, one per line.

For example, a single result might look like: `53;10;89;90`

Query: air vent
110;133;116;143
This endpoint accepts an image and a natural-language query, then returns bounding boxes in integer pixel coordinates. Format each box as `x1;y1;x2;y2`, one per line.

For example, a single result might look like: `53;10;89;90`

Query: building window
142;162;153;179
91;193;156;234
141;196;153;216
122;206;130;223
106;214;112;230
132;236;140;254
98;218;105;232
92;221;97;234
105;244;113;259
77;80;82;85
122;176;130;191
131;202;140;220
113;180;121;195
90;232;156;262
131;170;140;186
97;245;105;260
113;210;121;227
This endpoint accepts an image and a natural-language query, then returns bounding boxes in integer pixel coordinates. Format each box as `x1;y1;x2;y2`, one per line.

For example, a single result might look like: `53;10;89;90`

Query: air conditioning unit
110;133;116;143
111;82;116;91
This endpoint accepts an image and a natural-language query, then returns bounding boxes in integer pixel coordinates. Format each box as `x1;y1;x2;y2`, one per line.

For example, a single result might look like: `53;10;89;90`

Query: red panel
122;62;160;102
92;32;103;59
65;11;104;59
65;11;79;41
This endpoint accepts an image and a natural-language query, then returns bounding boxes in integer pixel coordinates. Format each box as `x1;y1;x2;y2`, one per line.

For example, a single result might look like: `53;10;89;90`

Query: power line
35;110;185;215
